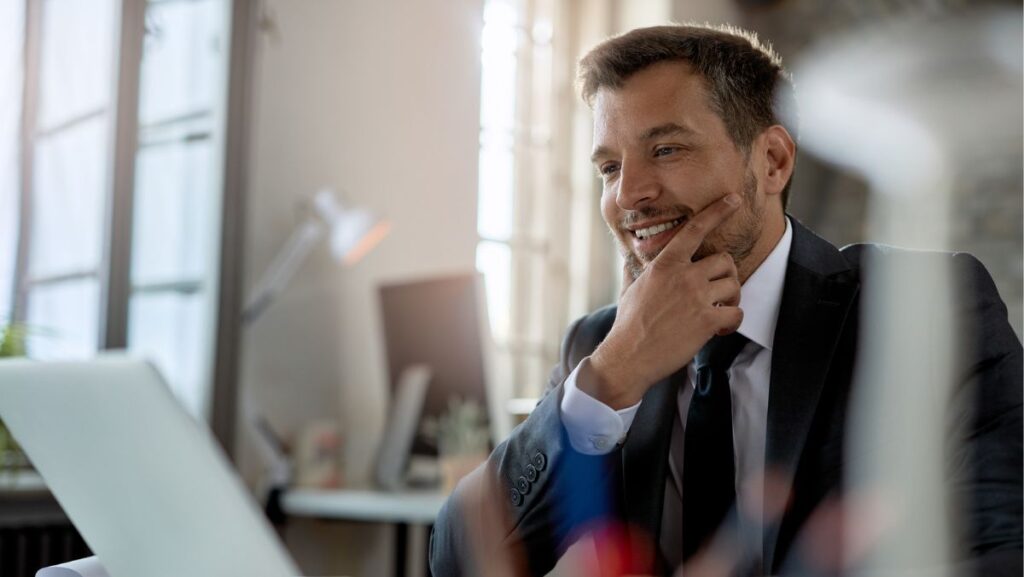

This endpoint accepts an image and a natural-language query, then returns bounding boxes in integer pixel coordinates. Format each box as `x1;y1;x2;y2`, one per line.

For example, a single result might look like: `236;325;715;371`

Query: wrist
585;346;646;409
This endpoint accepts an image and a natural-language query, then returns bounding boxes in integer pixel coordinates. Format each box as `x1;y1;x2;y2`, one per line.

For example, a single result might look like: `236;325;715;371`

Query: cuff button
510;487;523;506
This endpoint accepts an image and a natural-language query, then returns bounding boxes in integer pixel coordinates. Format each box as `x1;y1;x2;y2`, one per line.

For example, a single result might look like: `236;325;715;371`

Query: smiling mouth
632;218;684;240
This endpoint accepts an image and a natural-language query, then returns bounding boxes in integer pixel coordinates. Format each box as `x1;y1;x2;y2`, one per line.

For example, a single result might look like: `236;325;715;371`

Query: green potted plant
0;323;28;475
422;397;490;492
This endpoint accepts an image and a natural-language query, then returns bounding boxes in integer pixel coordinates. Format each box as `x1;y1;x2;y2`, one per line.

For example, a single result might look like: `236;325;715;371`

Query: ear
757;125;796;199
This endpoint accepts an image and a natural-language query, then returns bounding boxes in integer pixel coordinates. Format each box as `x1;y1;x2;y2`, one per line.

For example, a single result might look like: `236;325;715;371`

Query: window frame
7;0;251;454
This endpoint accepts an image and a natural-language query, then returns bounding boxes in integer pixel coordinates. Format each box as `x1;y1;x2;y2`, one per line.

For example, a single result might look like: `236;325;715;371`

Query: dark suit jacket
430;219;1023;576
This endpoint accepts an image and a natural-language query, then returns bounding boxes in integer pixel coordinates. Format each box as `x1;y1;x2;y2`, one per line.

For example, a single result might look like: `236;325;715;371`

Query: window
0;1;25;323
126;0;230;417
476;0;573;399
477;0;519;346
19;0;118;360
476;0;624;400
8;0;235;421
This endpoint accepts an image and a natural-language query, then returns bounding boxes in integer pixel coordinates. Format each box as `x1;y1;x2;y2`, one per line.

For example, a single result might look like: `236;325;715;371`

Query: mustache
618;204;694;229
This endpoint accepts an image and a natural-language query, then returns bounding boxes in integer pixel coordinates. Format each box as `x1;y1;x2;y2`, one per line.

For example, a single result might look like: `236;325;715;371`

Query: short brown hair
578;23;798;206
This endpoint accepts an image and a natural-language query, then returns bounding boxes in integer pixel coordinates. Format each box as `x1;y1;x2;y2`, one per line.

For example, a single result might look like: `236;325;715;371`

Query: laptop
0;356;300;577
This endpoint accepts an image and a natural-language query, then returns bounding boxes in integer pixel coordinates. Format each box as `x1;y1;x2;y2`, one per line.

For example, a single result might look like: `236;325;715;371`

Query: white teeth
634;219;682;239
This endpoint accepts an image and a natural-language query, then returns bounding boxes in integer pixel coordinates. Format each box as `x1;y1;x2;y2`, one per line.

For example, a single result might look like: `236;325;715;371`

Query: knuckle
650;259;671;275
685;219;705;235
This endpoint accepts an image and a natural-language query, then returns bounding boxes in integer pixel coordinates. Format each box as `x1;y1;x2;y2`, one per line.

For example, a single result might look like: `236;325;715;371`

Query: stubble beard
616;170;763;282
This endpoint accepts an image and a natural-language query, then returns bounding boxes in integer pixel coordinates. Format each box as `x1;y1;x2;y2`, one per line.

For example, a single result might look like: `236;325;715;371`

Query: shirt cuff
560;357;643;455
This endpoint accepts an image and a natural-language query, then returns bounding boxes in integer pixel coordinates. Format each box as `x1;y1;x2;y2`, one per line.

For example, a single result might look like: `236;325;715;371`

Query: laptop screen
0;356;299;577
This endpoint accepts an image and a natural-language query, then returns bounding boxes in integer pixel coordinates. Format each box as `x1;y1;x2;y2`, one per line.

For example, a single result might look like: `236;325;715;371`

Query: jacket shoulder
564;304;617;367
544;304;617;392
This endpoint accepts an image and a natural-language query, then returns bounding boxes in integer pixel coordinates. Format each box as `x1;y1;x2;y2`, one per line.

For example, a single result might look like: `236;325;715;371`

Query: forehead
591;61;721;147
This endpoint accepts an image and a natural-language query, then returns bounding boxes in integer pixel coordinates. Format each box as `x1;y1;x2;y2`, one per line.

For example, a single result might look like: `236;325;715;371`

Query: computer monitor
377;272;506;455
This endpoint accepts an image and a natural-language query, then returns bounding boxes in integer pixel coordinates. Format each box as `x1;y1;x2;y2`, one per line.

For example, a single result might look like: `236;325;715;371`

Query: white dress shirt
560;217;793;554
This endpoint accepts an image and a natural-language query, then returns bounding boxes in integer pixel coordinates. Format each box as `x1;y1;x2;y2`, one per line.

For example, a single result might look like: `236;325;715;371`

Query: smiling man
430;24;1022;577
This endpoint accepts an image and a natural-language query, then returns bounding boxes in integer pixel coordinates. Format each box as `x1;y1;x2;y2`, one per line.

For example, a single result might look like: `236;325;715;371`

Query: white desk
280;488;446;524
275;488;447;577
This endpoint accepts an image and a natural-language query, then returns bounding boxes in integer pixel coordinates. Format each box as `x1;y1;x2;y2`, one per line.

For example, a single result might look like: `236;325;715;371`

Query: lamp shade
312;189;392;265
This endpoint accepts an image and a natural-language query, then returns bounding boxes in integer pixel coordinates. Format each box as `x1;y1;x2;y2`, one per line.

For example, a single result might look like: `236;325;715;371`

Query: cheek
600;191;618;225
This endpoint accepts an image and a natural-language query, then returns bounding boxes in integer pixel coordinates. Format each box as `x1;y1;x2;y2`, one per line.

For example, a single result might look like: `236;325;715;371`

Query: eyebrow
590;123;695;164
641;122;694;141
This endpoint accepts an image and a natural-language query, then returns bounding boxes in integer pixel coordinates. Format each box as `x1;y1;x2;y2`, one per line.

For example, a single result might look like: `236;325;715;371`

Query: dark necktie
682;332;749;561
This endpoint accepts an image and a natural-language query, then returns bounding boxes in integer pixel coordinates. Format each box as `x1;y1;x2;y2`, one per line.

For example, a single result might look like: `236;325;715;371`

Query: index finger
653;193;741;265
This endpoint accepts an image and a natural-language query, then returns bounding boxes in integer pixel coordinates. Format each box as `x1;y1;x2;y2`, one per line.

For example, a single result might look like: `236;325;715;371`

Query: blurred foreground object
793;6;1022;574
0;357;301;576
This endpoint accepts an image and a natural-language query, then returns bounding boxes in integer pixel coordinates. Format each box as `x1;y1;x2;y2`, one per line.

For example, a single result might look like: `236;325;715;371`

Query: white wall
616;0;670;30
239;1;482;573
671;0;740;24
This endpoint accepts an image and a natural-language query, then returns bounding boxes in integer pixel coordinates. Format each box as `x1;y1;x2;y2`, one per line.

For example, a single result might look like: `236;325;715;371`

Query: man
430;24;1022;576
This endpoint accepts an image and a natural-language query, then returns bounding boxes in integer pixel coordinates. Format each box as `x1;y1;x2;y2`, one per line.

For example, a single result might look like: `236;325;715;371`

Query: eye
598;162;620;177
653;145;679;157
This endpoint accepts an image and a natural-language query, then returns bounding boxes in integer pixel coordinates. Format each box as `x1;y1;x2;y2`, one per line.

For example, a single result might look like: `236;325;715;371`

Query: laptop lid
0;356;299;577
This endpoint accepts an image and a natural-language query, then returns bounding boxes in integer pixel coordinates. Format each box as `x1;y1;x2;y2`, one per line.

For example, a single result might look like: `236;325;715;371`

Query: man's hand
585;193;744;409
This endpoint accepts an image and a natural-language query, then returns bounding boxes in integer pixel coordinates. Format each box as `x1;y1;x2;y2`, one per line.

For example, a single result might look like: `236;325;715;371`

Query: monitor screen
378;272;495;455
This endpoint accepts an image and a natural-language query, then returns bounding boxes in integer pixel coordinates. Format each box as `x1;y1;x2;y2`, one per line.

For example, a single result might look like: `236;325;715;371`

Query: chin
624;254;645;282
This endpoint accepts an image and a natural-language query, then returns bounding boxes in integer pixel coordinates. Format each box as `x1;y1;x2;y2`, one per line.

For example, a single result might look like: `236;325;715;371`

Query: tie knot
694;332;750;372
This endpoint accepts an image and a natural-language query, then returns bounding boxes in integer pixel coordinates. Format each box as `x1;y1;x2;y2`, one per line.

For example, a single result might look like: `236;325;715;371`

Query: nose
615;158;659;210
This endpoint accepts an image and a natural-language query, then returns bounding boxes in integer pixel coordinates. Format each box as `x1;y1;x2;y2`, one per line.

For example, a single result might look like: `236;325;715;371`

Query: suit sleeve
949;253;1023;575
429;309;623;577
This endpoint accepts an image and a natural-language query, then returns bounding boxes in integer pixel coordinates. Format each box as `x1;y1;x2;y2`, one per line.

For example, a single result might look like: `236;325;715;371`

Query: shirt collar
736;217;792;352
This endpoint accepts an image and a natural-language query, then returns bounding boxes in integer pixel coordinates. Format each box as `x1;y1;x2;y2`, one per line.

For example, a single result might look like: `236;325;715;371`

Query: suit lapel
762;219;859;571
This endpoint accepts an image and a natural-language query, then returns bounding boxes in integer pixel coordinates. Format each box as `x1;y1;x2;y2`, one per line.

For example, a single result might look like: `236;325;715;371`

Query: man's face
591;61;767;281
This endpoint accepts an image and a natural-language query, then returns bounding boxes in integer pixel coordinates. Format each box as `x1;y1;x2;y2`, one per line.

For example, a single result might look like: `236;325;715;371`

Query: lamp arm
242;218;325;325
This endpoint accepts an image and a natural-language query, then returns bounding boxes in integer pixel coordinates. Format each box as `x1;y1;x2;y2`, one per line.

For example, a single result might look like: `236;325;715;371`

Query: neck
738;208;786;284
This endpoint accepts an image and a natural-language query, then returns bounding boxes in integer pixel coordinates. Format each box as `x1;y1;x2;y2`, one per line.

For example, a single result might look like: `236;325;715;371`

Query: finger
712;306;744;336
707;277;741;307
692;251;739;282
653;193;741;265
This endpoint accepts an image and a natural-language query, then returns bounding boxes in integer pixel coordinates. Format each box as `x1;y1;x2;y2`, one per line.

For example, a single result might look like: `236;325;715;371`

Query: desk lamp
242;187;391;325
